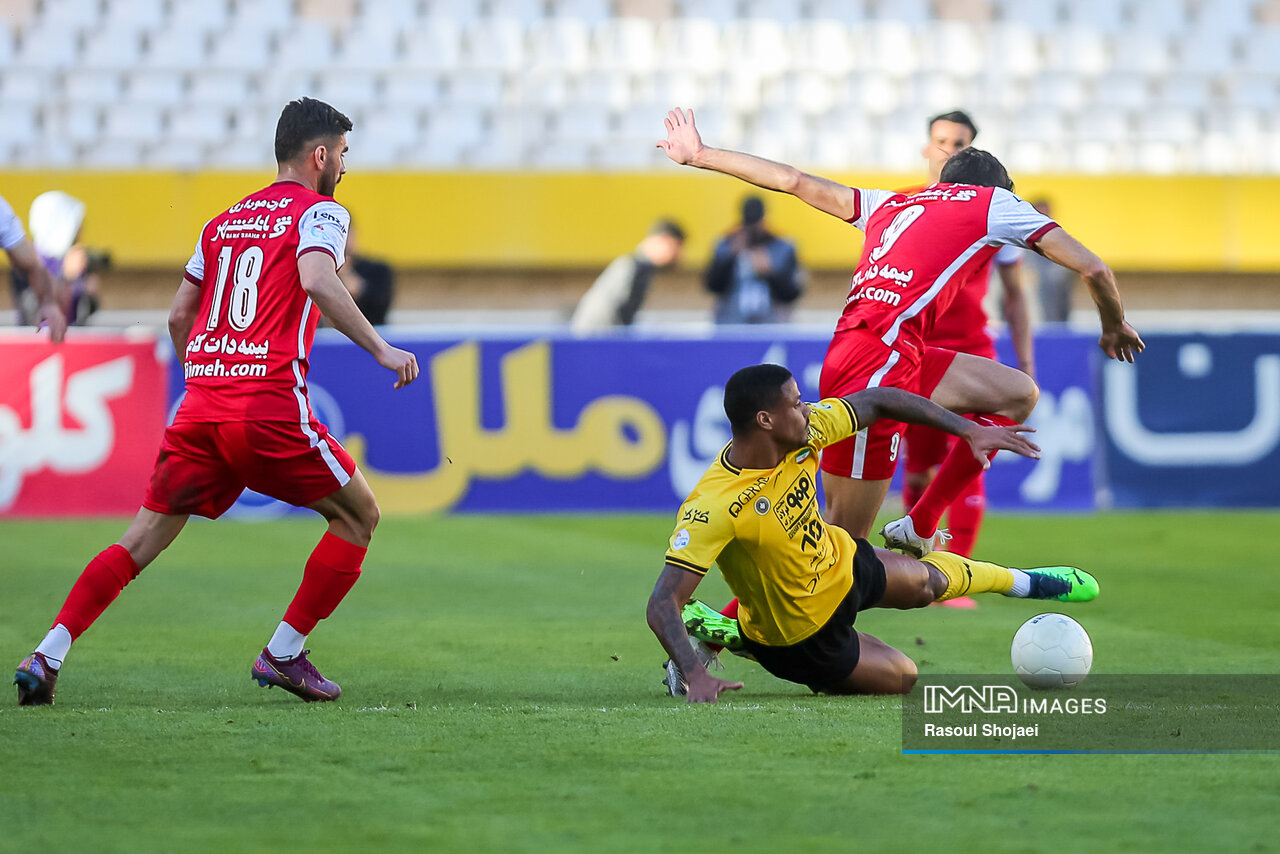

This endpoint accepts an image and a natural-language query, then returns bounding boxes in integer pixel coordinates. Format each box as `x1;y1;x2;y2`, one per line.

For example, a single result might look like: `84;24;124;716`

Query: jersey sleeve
182;220;210;285
988;188;1059;249
665;495;735;576
296;201;351;268
805;398;860;450
994;243;1023;266
846;188;898;231
0;195;27;251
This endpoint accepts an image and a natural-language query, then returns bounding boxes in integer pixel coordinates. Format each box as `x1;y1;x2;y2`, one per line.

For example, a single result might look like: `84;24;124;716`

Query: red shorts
903;340;998;474
818;329;957;480
142;419;356;519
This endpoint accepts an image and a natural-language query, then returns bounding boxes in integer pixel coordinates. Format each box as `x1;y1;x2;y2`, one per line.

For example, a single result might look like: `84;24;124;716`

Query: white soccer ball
1010;613;1093;689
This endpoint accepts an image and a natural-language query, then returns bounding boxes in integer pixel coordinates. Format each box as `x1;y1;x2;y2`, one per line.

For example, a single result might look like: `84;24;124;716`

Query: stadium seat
575;71;634;111
0;68;50;107
1221;72;1279;111
423;0;485;26
981;23;1041;79
870;0;930;26
1241;28;1280;73
188;72;255;109
1156;72;1213;110
1111;31;1174;76
592;18;659;74
367;0;423;29
723;19;791;78
13;139;77;169
441;70;505;107
206;25;274;72
1042;27;1109;77
127;70;186;106
1092;72;1151;110
41;0;103;29
312;70;381;108
863;20;919;77
490;0;547;25
1128;0;1189;37
527;18;592;73
168;106;232;144
81;140;144;168
549;0;612;26
227;0;295;33
1188;0;1255;36
333;25;403;70
62;69;124;107
657;17;725;74
787;19;855;75
168;0;231;34
1061;0;1123;33
102;103;165;144
12;23;80;70
1174;31;1237;77
383;71;446;108
806;0;869;25
741;0;804;25
0;104;41;148
139;26;209;71
402;19;464;72
1028;72;1089;113
919;21;985;77
274;22;335;72
147;139;208;170
464;17;527;72
48;105;103;146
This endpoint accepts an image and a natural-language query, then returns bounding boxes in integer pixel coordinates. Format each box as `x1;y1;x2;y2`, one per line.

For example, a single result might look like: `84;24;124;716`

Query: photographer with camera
704;196;805;325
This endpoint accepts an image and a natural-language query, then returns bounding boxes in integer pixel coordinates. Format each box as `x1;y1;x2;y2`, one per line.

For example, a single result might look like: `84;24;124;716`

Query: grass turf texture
2;511;1278;853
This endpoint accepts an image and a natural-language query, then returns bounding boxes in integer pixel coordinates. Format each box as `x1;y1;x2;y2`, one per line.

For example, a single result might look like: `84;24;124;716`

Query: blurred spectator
11;190;106;326
336;220;394;326
571;219;685;334
705;196;804;324
1025;198;1076;323
0;192;67;343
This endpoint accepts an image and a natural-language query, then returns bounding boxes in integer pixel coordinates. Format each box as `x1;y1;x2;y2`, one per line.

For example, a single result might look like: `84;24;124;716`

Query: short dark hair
928;110;978;142
741;196;766;226
274;97;353;163
939;147;1014;191
724;364;793;433
649;219;686;241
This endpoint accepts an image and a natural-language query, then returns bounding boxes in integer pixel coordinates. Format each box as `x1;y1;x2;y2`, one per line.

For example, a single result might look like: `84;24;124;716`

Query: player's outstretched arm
1034;228;1144;363
657;107;857;221
298;252;419;389
646;563;743;704
844;387;1041;468
7;238;67;344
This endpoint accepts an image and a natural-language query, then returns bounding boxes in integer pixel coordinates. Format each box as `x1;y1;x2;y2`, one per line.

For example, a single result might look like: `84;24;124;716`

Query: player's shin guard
53;544;141;639
920;551;1014;601
908;415;1014;537
281;532;366;635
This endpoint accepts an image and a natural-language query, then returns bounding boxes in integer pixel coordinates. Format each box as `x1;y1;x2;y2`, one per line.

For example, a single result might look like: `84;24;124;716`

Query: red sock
282;532;366;635
54;544;140;639
944;474;986;557
909;414;1014;537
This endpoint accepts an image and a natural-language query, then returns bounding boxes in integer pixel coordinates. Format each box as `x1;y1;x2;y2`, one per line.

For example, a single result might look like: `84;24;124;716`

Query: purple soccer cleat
14;652;59;706
252;648;341;702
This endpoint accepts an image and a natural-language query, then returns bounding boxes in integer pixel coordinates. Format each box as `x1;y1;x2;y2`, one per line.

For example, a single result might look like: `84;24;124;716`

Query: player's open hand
685;669;744;704
377;344;419;389
657;108;704;166
1099;321;1145;363
964;423;1040;468
35;300;67;344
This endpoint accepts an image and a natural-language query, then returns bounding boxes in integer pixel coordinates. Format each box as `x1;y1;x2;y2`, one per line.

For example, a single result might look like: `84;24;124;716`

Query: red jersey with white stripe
175;181;349;424
930;243;1023;352
836;184;1056;366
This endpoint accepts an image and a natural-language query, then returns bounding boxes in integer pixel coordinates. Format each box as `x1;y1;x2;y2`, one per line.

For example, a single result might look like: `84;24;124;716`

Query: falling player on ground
647;364;1099;701
14;98;419;706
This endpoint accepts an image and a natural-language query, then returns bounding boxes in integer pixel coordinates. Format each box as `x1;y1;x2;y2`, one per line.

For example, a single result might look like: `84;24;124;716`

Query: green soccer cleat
1025;566;1100;603
681;600;744;651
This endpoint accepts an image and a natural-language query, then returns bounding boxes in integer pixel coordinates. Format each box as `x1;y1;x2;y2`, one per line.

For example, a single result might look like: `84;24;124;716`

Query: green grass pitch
2;511;1278;853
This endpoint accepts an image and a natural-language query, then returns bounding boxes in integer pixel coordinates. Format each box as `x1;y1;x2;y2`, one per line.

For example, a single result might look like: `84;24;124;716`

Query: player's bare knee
1008;376;1040;421
897;657;919;693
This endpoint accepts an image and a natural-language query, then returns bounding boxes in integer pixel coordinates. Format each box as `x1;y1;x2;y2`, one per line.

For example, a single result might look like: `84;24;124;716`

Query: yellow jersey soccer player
647;364;1100;703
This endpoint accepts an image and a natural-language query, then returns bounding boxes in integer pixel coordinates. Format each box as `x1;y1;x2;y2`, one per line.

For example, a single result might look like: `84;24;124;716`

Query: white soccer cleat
661;636;723;697
880;515;952;558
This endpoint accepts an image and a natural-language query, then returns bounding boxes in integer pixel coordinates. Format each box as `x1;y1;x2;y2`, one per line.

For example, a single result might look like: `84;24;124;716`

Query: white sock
266;622;307;661
34;624;73;669
1004;569;1031;598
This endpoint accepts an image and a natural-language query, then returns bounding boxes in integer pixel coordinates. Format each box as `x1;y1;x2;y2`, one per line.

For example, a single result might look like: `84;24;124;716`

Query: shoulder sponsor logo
754;497;770;515
795;449;811;463
672;529;691;550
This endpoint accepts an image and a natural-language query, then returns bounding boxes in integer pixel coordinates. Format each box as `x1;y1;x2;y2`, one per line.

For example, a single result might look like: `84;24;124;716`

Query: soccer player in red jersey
899;111;1036;607
658;107;1143;556
14;98;419;706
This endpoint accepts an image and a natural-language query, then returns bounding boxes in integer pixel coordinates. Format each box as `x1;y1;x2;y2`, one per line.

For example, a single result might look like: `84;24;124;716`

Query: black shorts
741;539;888;692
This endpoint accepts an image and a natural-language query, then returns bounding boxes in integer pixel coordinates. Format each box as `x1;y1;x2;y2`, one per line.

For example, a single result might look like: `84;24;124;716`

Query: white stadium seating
0;0;1276;172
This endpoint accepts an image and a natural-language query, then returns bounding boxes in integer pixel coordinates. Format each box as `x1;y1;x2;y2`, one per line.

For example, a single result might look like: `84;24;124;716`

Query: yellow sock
920;551;1015;600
